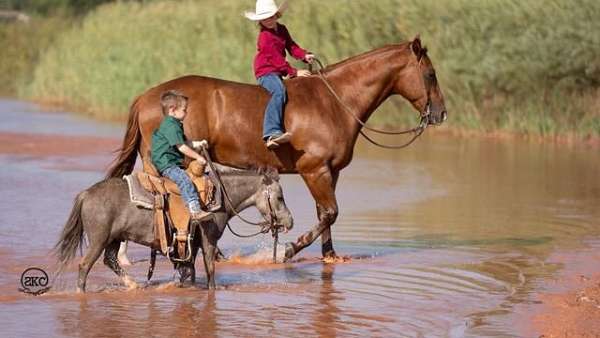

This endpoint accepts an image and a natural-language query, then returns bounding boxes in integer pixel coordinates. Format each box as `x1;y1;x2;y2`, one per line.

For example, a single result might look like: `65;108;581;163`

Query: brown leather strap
153;194;168;254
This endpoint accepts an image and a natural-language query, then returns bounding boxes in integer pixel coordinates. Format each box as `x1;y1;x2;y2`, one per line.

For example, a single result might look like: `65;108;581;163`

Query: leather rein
311;57;432;149
200;147;281;239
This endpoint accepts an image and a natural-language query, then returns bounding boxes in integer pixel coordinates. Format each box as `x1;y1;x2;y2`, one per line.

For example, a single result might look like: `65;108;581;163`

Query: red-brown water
0;100;599;337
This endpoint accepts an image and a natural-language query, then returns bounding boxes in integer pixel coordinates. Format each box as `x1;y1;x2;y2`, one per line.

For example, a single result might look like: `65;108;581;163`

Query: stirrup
167;233;194;263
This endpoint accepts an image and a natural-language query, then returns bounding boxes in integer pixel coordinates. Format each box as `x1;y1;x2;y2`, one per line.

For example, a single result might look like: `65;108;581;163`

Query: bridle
199;147;283;238
312;51;436;149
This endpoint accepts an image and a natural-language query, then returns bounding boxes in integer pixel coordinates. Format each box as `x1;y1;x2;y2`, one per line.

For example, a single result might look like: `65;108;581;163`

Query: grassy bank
0;15;72;97
13;0;600;138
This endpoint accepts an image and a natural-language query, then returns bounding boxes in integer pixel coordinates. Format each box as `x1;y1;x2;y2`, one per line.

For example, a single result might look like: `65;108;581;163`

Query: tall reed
21;0;600;137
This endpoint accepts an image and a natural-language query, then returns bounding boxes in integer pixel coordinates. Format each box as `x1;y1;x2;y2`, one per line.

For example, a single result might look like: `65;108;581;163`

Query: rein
311;57;431;149
200;147;279;239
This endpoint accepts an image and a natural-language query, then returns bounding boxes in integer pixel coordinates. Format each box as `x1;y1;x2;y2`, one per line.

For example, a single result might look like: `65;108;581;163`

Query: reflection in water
1;101;600;337
314;264;342;338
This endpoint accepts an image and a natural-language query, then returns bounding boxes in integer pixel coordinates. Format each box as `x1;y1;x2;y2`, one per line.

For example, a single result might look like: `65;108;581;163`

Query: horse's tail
106;96;142;178
54;191;86;272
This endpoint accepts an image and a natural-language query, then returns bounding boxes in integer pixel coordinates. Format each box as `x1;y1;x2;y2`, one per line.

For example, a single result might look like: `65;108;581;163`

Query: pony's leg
77;244;105;293
104;240;137;289
287;166;339;260
117;241;132;266
176;262;195;286
175;228;201;286
199;222;218;290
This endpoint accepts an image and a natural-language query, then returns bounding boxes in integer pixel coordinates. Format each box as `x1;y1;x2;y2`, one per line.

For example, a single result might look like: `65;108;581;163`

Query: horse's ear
411;34;423;60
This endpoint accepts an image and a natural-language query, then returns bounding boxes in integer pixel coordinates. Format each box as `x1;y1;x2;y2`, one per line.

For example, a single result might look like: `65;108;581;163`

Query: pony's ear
266;167;280;182
261;173;272;185
411;34;423;60
260;167;279;184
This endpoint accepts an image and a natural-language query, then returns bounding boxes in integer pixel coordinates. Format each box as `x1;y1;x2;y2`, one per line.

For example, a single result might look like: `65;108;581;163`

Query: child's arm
283;25;309;62
258;30;298;77
177;144;207;165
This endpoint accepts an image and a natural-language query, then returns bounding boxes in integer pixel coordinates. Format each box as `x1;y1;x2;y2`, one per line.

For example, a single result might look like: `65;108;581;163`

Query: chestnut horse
107;36;447;261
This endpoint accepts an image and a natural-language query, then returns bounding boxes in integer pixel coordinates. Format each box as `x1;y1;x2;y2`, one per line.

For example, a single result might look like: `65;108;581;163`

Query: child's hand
191;140;209;149
297;69;312;77
196;156;207;166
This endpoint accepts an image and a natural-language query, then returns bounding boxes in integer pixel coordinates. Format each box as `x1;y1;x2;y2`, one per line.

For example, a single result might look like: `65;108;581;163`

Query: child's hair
257;12;281;28
160;90;188;116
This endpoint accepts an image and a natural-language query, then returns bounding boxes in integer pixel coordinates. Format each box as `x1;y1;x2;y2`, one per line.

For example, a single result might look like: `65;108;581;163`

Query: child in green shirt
151;90;211;221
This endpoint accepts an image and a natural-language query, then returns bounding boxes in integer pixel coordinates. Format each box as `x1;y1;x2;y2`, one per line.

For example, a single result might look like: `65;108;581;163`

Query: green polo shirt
151;116;186;173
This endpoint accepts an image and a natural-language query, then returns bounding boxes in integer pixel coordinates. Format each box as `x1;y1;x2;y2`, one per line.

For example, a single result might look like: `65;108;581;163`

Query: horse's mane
321;42;412;74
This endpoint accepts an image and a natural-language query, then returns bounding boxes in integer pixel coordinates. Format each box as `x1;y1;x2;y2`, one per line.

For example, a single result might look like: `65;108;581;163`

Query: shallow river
0;100;598;337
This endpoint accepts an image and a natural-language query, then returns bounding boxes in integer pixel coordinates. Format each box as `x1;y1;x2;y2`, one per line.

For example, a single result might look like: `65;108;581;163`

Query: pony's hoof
118;256;133;266
122;276;139;290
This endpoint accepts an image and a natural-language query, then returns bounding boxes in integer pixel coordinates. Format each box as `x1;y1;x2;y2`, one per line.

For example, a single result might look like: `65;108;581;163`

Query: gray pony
55;165;293;292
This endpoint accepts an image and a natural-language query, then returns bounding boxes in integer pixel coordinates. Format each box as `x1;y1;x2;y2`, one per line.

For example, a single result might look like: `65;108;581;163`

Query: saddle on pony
123;160;221;260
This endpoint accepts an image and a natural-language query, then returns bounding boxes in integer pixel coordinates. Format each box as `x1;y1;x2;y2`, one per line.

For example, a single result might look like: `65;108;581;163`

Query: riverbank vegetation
2;0;599;140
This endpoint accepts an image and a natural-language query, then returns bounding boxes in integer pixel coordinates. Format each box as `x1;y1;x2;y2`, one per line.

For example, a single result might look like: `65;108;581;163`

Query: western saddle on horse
124;157;221;262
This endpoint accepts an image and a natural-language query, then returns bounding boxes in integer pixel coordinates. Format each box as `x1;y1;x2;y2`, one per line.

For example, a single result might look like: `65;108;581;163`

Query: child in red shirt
245;0;314;149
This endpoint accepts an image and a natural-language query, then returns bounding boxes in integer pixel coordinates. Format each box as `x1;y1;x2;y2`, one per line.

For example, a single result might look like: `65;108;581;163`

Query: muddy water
0;99;599;337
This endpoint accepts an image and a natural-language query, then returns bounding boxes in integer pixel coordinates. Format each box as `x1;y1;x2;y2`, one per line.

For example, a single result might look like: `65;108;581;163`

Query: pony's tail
106;96;142;178
54;192;86;272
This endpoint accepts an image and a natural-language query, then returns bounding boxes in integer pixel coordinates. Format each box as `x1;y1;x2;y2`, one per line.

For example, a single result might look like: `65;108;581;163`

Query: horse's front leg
286;166;339;260
320;171;340;258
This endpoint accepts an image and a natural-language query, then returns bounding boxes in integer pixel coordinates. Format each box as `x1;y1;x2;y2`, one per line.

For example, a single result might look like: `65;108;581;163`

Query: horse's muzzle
429;110;447;126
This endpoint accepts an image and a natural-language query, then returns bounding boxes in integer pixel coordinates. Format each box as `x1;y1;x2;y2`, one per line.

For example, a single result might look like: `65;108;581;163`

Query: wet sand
1;100;600;337
516;241;600;337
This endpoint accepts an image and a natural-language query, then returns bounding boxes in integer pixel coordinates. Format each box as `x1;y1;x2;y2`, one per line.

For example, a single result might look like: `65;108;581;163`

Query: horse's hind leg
104;240;137;289
78;243;105;293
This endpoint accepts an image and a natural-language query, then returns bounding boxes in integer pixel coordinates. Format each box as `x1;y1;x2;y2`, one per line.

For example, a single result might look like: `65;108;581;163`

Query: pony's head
255;168;293;232
393;35;447;126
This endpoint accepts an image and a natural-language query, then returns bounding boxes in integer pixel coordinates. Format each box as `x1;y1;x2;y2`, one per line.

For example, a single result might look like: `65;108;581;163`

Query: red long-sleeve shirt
253;23;307;79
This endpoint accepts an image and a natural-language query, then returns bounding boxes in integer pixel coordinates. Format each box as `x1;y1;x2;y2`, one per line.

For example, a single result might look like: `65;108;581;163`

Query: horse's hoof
283;242;295;262
323;250;337;259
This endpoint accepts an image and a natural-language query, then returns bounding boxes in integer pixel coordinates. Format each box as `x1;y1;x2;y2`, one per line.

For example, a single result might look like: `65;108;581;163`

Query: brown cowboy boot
266;132;292;149
191;210;214;222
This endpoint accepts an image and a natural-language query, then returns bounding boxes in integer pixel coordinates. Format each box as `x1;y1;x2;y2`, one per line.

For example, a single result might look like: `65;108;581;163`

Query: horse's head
254;168;294;232
394;35;447;126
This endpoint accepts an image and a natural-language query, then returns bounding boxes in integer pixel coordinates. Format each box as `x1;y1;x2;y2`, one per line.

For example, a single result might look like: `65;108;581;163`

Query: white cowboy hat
244;0;288;21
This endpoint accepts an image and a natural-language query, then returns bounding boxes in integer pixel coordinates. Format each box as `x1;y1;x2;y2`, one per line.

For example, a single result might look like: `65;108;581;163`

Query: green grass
10;0;600;139
0;15;72;97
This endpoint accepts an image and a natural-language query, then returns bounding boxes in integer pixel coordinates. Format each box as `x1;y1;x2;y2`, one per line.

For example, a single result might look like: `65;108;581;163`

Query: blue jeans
162;166;201;213
258;73;287;140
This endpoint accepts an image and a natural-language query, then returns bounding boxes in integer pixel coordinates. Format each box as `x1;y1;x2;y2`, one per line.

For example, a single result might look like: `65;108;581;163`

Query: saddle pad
123;174;154;209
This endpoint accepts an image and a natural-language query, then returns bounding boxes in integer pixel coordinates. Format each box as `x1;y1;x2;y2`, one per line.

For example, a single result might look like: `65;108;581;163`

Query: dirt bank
0;131;119;157
528;247;600;337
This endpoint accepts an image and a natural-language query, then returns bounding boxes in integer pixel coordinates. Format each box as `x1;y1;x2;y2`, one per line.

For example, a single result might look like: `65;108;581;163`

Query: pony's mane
212;162;279;181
